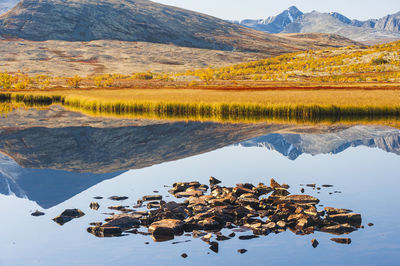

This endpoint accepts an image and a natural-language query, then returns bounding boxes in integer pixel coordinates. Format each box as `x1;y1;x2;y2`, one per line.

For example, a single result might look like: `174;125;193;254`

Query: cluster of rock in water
46;177;364;254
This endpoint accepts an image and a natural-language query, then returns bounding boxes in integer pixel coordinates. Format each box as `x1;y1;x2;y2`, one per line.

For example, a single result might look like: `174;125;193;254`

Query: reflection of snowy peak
239;126;400;160
0;153;27;198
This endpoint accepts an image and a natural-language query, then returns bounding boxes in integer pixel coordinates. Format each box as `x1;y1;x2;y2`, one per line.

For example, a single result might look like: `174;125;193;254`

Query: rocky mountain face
239;126;400;160
0;0;18;14
0;0;359;54
374;11;400;33
234;6;400;43
235;6;303;34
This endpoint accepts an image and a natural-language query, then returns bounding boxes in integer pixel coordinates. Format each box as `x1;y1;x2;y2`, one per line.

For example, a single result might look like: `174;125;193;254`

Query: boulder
320;223;357;235
311;238;319;248
326;213;361;226
53;209;85;225
209;176;222;186
103;213;141;229
149;219;185;236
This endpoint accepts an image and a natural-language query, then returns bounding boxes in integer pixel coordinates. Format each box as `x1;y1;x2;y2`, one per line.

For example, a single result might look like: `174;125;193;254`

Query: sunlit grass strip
3;92;400;123
62;96;400;122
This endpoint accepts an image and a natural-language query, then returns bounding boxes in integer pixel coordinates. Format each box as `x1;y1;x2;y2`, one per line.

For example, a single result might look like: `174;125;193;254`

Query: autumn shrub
132;72;153;80
66;75;82;88
0;73;12;90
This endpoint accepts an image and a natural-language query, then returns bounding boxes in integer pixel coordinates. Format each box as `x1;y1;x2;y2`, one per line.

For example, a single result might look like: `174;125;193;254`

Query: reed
3;92;400;124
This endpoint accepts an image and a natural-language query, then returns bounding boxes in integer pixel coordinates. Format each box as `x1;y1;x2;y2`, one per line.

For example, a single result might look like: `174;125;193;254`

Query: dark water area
1;106;400;265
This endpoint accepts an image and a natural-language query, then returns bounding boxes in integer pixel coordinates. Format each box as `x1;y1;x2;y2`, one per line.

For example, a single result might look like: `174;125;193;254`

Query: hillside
187;40;400;84
0;0;356;54
234;6;400;44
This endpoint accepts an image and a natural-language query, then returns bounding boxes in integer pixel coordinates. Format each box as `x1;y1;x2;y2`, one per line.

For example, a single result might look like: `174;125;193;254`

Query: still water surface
0;107;399;265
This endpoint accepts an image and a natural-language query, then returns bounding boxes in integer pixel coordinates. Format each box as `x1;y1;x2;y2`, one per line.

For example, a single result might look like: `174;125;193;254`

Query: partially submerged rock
331;238;352;244
87;226;122;237
53;209;85;225
143;195;163;201
31;210;45;217
86;178;362;253
103;213;141;230
209;176;221;186
109;196;129;201
311;238;319;248
148;219;185;240
238;249;247;254
90;202;100;210
326;213;362;227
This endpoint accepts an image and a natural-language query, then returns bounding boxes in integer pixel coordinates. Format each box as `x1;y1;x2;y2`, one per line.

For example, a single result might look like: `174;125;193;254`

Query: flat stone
109;196;129;201
175;190;204;198
320;223;357;235
278;195;320;205
103;213;141;229
331;238;351;244
108;205;127;210
324;207;352;215
31;210;45;217
327;213;362;226
239;235;259;240
149;219;185;236
142;195;162;201
238;249;247;254
87;226;122;237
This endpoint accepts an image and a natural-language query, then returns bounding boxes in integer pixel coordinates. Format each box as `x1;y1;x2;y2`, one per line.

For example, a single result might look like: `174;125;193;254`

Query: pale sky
153;0;400;21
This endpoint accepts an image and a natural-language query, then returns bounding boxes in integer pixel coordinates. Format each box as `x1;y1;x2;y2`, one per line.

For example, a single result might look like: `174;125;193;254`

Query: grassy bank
2;89;400;124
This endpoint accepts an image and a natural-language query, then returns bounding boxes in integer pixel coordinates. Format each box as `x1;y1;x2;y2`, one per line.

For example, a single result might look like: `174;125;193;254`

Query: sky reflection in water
0;128;400;266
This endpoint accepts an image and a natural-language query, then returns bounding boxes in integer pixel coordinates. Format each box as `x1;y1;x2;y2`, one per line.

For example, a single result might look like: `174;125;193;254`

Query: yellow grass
19;88;400;107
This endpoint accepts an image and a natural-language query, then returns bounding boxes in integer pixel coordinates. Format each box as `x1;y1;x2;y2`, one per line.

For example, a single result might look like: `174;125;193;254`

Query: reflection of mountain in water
239;126;400;160
1;106;400;207
0;153;122;208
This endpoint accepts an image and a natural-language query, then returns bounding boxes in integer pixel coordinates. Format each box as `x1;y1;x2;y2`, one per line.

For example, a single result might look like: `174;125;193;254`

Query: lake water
1;106;400;266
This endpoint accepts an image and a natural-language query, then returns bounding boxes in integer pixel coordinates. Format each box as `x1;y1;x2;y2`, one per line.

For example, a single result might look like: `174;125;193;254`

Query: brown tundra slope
0;0;359;75
0;0;358;53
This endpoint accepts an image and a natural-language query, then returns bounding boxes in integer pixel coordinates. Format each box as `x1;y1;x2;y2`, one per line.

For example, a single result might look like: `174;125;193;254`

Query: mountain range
233;6;400;43
239;126;400;160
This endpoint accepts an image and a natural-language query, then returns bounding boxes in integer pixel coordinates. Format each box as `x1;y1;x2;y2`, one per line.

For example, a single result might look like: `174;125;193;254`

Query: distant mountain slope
0;0;358;54
234;6;400;43
0;0;18;14
239;126;400;160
